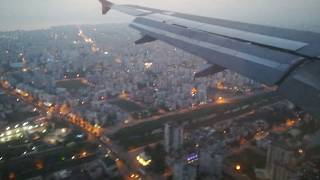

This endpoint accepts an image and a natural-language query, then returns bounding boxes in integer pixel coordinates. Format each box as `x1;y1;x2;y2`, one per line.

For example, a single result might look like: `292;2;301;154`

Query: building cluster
161;101;320;180
1;23;318;180
0;24;263;129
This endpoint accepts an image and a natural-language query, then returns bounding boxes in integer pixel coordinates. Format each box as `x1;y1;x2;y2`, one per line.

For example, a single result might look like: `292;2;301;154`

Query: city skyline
1;0;320;32
0;1;319;180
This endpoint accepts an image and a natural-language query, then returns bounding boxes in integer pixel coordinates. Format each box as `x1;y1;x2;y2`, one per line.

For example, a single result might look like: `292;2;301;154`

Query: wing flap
130;19;303;85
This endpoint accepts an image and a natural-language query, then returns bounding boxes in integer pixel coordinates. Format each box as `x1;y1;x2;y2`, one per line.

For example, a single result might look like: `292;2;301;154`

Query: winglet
99;0;113;15
194;64;225;79
135;35;157;45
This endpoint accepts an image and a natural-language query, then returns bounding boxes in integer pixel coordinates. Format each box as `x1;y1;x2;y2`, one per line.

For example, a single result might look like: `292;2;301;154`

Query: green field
56;79;88;90
6;111;39;122
110;99;143;112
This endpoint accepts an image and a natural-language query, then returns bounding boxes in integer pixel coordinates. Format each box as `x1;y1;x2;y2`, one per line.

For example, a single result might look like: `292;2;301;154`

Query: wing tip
99;0;113;15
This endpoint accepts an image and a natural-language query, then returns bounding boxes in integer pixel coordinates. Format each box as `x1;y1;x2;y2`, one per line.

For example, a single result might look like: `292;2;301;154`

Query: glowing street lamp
298;148;304;154
191;87;198;97
235;164;241;171
136;153;152;167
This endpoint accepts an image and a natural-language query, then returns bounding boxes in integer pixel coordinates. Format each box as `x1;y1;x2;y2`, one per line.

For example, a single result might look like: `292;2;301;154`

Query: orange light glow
235;164;241;171
286;119;296;127
191;87;198;96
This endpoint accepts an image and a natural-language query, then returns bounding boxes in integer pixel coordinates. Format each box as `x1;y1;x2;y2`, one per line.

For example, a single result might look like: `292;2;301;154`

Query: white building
164;122;184;153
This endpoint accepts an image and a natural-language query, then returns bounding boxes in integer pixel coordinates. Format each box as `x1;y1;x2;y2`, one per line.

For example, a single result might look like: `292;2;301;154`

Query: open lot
110;99;143;112
56;79;88;90
6;111;39;122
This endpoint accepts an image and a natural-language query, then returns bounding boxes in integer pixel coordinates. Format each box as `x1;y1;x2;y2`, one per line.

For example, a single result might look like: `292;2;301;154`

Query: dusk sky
1;0;320;32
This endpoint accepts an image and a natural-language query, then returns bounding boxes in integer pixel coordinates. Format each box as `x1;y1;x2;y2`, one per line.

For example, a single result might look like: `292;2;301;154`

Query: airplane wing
98;1;320;118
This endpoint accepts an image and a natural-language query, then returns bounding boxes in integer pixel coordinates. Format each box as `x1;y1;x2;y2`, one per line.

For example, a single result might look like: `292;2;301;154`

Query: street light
235;164;241;171
298;148;304;154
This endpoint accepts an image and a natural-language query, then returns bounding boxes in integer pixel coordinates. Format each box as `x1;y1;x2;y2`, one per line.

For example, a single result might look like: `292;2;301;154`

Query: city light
286;119;296;127
44;102;53;107
235;164;241;171
187;153;199;164
79;151;88;158
61;128;67;133
34;160;44;170
144;62;153;69
191;87;198;97
136;153;152;167
130;173;140;179
298;148;304;154
216;96;226;104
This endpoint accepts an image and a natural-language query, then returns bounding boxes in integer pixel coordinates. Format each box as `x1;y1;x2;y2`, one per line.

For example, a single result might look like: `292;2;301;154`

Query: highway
104;90;276;135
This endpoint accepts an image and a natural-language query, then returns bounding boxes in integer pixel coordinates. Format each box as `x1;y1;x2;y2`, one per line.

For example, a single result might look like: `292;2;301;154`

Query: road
103;91;282;179
0;79;281;179
104;90;275;135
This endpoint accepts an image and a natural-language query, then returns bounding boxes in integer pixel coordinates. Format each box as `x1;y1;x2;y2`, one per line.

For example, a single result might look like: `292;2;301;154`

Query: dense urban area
0;24;319;180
